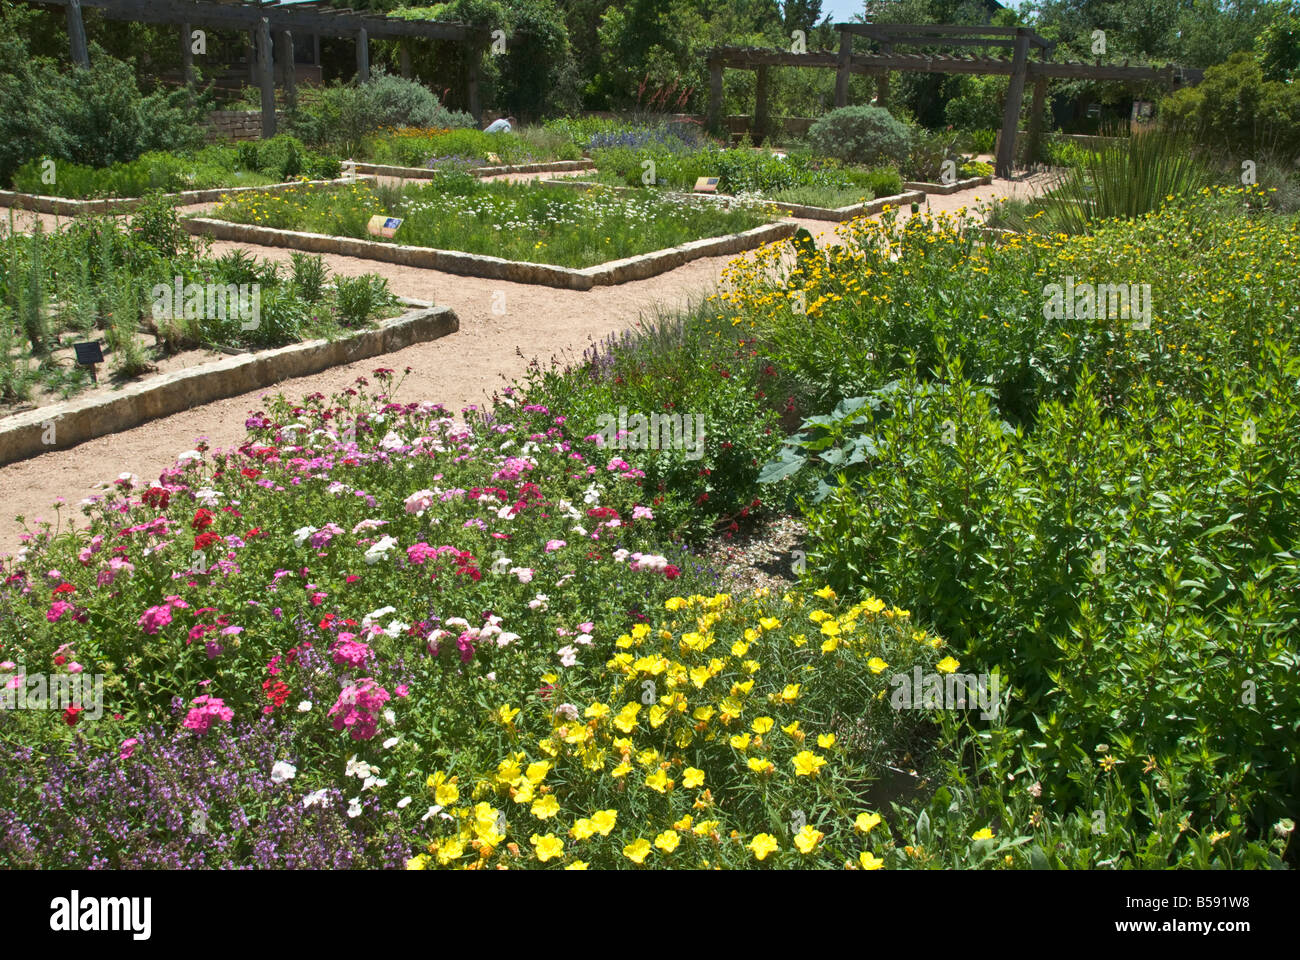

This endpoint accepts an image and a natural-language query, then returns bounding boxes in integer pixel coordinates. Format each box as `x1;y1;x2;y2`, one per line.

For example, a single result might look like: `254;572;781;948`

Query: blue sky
818;0;1026;23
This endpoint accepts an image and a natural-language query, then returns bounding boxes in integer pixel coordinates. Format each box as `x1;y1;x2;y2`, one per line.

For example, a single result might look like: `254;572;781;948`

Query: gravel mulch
697;513;809;595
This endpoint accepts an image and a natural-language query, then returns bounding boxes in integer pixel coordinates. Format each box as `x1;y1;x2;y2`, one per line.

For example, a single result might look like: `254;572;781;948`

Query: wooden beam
834;30;851;108
467;53;481;122
66;0;90;68
356;27;369;82
707;59;724;133
753;63;769;145
995;29;1031;177
399;39;411;78
876;43;891;107
257;17;276;139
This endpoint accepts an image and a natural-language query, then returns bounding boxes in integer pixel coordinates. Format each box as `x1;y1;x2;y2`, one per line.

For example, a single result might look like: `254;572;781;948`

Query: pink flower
66;662;84;674
182;694;234;735
119;738;139;760
406;542;439;565
328;678;391;741
47;599;75;623
544;540;566;553
332;637;373;669
138;604;174;635
632;505;654;520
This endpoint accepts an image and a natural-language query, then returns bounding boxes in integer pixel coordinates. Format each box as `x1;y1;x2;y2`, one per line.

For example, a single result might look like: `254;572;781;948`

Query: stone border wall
0;302;457;467
0;176;371;217
902;175;994;196
182;216;797;290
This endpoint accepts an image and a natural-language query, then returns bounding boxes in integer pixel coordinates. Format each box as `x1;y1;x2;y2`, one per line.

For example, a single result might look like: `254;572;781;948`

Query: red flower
53;582;76;595
194;531;222;551
192;509;215;531
53;655;67;666
142;487;170;510
664;565;682;580
63;705;83;726
245;527;266;539
241;468;261;480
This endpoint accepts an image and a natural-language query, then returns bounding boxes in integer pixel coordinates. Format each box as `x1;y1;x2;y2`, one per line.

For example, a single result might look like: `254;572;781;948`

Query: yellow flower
792;750;826;776
814;586;836;600
665;597;688;611
683;767;705;788
623;838;653;864
864;597;885;614
971;827;994;841
584;701;610;719
591;809;618;836
435;837;466;864
654;830;681;853
611;761;633;778
747;756;774;774
729;732;752;750
759;617;781;631
817;733;836;748
570;818;596;840
614;703;641;732
936;656;960;674
406;853;431;870
496;704;519;725
530;833;564;862
776;683;801;704
793;824;824;854
859;850;885;870
531;795;560;820
565;860;589;870
749;833;780;861
751;716;775;734
646;769;672;793
867;656;889;674
855;812;882;834
525;761;551;784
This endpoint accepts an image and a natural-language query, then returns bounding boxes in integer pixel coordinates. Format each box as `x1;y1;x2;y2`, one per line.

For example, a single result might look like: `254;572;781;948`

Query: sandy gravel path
0;175;1043;556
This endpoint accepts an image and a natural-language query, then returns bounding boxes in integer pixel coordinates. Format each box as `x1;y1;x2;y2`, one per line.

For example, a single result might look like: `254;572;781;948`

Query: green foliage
334;274;395;328
807;106;913;168
1161;51;1300;158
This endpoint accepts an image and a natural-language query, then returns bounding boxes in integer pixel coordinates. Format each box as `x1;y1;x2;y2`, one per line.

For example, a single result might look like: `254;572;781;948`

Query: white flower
364;605;397;625
193;488;223;506
347;797;363;818
445;617;470;630
496;503;516;520
574;633;594;646
571;524;588;537
383;708;396;724
271;760;297;784
528;593;550;611
486;671;497;681
382;736;400;750
176;450;202;464
362;775;388;792
297;700;312;712
345;755;374;780
557;645;578;667
292;525;319;548
364;536;398;565
421;805;444;822
496;631;521;648
554;702;580;721
582;483;602;505
511;567;534;584
613;548;631;563
491;555;512;574
302;788;330;809
397;796;412;809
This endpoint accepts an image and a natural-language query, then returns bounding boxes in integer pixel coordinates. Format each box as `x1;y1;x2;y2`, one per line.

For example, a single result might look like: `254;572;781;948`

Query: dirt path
0;176;1044;557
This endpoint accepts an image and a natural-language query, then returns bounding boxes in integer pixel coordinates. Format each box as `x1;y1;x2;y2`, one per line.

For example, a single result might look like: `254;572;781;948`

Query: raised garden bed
0;176;366;217
903;175;994;195
353;159;595;180
0;299;456;465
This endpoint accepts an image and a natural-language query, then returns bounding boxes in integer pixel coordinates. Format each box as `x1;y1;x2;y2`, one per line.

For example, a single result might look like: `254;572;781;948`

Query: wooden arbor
44;0;494;137
706;22;1204;176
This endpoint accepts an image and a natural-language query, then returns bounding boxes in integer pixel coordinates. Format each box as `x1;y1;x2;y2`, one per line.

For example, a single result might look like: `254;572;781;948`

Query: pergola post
181;22;194;89
834;29;851;107
1026;75;1047;165
753;63;770;145
467;52;481;121
257;17;277;139
356;27;370;82
875;42;891;107
399;39;412;79
995;28;1031;177
278;30;297;109
707;59;724;135
66;0;90;68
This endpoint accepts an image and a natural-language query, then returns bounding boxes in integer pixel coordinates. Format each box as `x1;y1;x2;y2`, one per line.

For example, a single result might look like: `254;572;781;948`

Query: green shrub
334;273;394;327
807;106;912;168
285;72;474;154
1161;51;1300;158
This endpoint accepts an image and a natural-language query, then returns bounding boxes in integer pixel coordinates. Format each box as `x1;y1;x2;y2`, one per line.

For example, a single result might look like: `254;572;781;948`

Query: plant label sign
694;177;720;194
73;340;104;381
367;216;403;239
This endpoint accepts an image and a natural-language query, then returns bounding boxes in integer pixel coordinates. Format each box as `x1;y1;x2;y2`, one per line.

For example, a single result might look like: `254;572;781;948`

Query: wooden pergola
40;0;493;135
706;23;1204;176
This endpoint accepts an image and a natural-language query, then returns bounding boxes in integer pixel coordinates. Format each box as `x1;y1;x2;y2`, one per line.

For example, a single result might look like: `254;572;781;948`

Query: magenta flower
328;678;391;741
182;695;234;735
139;604;174;635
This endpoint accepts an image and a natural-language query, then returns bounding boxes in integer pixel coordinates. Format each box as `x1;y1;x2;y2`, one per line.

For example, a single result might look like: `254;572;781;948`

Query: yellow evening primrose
971;827;995;841
646;769;672;793
748;756;774;774
436;837;466;864
729;733;752;750
814;586;836;600
794;824;824;854
570;818;596;841
406;853;431;870
584;702;610;719
683;767;705;789
530;833;564;862
623;838;653;864
591;809;618;836
864;598;886;614
792;750;827;776
525;761;551;784
531;795;560;820
613;703;641;732
867;657;889;674
749;833;780;861
936;656;961;674
752;716;775;734
719;697;744;722
731;641;750;657
777;684;802;704
759;617;781;631
611;761;633;778
859;851;885;870
855;812;882;834
689;666;712;689
565;861;589;870
496;704;519;725
817;733;836;748
665;597;689;611
654;830;681;853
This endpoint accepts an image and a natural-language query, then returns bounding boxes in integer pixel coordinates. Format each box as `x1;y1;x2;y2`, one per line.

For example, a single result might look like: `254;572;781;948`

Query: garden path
0;175;1046;555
